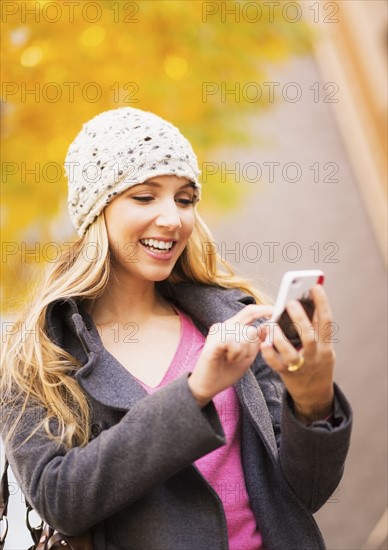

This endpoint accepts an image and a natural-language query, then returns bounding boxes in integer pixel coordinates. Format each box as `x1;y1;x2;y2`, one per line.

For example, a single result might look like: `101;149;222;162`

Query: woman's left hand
260;284;336;424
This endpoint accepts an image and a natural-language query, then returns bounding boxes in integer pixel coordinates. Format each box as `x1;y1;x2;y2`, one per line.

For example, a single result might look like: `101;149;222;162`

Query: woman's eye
132;196;153;202
176;198;194;206
132;196;194;205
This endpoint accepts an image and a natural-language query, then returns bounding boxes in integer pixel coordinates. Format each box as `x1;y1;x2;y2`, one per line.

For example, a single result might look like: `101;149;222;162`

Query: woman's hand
260;284;336;424
188;304;274;407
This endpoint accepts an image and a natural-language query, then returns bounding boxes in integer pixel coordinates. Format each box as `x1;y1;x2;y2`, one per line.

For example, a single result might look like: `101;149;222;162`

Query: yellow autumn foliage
1;0;313;310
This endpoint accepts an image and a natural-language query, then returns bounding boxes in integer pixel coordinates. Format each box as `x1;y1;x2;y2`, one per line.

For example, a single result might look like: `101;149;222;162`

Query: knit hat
64;107;201;236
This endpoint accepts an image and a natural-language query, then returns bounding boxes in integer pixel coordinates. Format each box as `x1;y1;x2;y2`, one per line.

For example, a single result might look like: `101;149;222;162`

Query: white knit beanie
64;107;201;236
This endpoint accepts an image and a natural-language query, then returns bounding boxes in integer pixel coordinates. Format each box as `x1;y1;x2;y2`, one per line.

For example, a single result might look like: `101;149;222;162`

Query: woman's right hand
188;304;274;407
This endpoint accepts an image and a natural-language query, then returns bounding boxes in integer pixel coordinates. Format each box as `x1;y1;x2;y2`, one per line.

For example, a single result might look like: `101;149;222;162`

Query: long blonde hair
1;210;269;451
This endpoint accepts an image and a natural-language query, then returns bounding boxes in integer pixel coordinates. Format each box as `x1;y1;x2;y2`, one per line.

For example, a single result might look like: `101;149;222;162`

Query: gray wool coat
1;281;352;550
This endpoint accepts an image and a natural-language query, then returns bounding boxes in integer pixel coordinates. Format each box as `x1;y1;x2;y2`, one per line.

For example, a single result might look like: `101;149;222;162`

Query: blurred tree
1;0;313;310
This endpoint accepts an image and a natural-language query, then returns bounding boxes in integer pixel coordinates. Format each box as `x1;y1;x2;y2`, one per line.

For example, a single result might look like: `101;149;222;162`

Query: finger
225;341;246;362
256;323;268;343
310;284;333;318
271;323;303;364
285;300;316;352
260;341;292;374
310;285;334;344
229;304;274;327
244;324;265;345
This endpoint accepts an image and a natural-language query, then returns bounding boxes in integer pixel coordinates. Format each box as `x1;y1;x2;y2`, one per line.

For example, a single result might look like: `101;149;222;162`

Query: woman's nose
155;202;182;229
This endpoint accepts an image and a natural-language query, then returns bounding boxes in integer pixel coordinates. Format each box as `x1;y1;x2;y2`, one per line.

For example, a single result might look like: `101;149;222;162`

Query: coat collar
44;281;254;406
45;281;255;355
45;281;278;457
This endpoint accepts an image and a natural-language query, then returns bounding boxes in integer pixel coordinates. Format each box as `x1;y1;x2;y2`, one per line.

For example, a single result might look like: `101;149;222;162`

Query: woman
1;107;352;550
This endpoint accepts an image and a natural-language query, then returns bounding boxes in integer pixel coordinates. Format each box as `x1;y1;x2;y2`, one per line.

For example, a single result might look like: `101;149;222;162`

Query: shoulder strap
0;459;10;550
1;457;92;550
1;457;41;548
0;458;9;519
1;457;33;512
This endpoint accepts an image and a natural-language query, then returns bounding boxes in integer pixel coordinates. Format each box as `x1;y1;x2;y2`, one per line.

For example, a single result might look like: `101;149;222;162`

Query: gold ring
287;355;305;372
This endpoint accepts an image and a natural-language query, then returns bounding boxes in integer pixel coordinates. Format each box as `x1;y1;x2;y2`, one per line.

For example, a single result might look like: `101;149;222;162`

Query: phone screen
276;297;315;350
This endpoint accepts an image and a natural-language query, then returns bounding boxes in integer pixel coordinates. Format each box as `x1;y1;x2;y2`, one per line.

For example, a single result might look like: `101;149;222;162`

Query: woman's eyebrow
131;181;196;190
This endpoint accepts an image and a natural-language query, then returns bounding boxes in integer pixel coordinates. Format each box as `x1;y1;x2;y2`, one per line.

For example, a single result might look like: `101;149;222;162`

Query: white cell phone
264;270;325;350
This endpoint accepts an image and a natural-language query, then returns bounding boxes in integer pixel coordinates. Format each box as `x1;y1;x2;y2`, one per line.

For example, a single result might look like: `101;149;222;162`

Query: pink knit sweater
136;305;263;549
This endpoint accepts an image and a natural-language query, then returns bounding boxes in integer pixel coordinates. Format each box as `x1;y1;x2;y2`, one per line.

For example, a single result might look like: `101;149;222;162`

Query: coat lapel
45;282;278;457
159;282;279;458
45;297;149;410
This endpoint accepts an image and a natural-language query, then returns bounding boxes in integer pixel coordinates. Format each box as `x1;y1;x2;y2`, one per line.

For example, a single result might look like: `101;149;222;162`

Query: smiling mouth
139;239;176;253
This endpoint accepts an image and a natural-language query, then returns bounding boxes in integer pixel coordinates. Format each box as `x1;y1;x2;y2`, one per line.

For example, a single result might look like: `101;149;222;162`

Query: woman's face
103;175;197;283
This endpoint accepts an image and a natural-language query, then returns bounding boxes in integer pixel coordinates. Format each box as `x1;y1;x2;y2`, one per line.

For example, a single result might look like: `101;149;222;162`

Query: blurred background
1;0;387;548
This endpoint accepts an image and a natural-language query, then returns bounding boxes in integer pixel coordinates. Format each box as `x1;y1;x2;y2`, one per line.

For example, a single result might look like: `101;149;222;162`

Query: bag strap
36;527;93;550
1;456;93;550
0;458;10;550
1;458;42;548
0;458;10;519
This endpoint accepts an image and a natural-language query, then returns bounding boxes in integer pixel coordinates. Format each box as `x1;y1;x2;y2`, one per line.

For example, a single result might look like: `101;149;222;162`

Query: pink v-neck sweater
136;305;263;549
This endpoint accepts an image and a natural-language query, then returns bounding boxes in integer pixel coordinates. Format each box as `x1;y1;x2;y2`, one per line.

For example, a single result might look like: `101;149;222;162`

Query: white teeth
140;239;174;250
